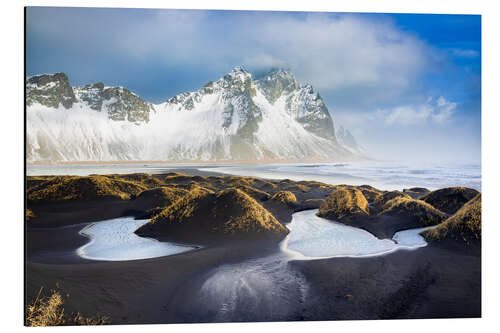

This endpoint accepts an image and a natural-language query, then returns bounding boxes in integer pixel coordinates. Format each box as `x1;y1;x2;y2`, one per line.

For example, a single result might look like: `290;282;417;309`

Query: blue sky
26;7;481;164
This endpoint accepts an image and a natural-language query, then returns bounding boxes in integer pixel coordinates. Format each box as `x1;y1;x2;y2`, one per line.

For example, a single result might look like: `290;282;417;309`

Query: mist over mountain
26;67;364;162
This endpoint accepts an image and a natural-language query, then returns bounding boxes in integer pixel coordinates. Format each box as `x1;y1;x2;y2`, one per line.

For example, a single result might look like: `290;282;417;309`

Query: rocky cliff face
26;73;77;109
27;73;155;123
26;67;360;162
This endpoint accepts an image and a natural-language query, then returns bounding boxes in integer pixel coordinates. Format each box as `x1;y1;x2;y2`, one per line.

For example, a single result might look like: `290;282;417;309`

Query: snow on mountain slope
335;125;365;154
26;67;359;162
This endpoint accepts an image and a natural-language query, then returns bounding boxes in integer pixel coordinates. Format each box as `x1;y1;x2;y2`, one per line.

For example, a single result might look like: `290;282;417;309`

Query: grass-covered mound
227;184;271;202
270;191;297;205
283;183;310;192
28;175;147;203
373;191;411;207
422;194;481;245
132;186;188;211
402;187;430;199
421;187;480;214
379;197;446;226
317;188;369;221
107;173;165;188
357;185;383;203
136;187;288;242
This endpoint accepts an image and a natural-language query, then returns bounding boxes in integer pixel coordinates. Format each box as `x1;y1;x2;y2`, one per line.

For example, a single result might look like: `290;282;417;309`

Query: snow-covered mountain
335;125;365;154
26;67;362;162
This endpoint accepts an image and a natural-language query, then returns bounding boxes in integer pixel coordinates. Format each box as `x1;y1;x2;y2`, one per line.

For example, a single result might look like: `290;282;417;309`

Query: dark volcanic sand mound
379;197;447;226
136;187;288;243
421;187;479;214
270;191;297;204
28;175;147;203
317;187;369;221
403;187;431;199
262;191;299;224
356;185;383;204
132;187;188;211
422;194;481;247
373;190;411;208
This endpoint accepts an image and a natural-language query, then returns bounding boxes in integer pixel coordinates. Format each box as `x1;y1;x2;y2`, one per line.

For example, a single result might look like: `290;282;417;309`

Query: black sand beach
25;169;481;324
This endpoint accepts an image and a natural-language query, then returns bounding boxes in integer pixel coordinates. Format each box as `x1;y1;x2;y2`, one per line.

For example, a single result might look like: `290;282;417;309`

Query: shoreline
27;156;367;166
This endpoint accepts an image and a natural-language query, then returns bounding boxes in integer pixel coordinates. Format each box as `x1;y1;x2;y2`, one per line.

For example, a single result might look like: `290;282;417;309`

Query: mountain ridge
26;67;364;162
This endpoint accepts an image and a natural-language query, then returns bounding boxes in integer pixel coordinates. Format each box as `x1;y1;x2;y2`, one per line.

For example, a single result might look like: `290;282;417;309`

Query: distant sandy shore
27;156;366;166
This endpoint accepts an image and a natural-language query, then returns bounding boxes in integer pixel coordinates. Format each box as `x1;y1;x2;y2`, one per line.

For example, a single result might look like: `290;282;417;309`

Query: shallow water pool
77;217;196;261
281;209;434;260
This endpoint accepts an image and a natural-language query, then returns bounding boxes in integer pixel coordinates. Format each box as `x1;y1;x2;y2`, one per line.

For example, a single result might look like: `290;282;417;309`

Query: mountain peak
266;67;294;77
225;66;252;81
231;65;249;73
26;72;76;109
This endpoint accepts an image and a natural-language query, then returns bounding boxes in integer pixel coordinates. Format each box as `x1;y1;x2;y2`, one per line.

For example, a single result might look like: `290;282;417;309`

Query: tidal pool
281;209;434;260
77;217;196;261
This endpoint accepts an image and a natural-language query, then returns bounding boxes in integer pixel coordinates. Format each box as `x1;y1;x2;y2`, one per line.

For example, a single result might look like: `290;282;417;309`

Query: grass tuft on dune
26;287;109;326
137;187;288;241
379;197;446;226
422;194;481;245
270;191;297;204
28;175;147;203
133;186;188;210
421;187;479;214
317;187;369;221
26;208;35;221
374;190;411;207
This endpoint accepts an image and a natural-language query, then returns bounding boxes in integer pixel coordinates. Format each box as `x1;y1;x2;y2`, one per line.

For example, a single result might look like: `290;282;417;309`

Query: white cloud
33;9;428;97
243;14;428;92
377;96;457;126
450;48;480;58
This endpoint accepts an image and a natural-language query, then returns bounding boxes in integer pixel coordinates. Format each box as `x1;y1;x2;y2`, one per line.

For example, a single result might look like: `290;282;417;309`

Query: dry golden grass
402;187;430;198
225;176;256;187
318;188;369;221
216;188;288;235
379;196;446;226
270;191;297;204
422;193;481;244
283;184;310;192
107;173;166;188
132;186;189;212
26;208;35;221
226;184;271;201
360;188;383;203
28;175;147;202
140;187;288;239
421;186;479;214
373;191;411;207
150;185;214;224
26;287;109;327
